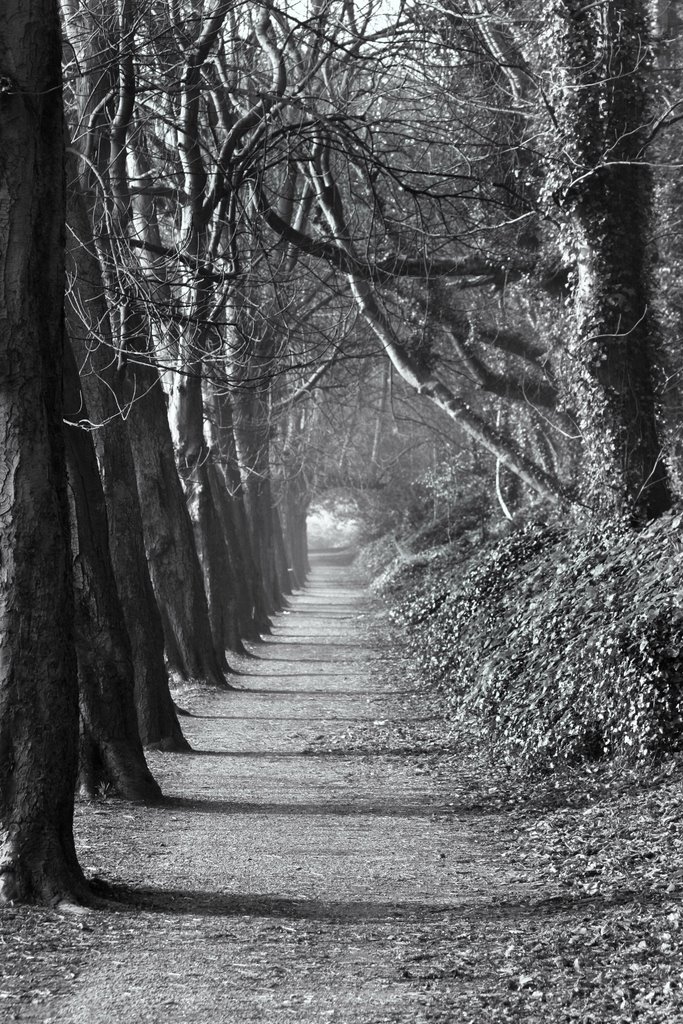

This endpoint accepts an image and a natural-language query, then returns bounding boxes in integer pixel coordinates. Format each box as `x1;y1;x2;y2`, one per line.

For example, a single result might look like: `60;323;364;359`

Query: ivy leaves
388;510;683;768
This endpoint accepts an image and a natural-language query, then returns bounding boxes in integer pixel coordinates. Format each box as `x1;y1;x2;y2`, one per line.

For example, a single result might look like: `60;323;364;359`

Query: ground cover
315;640;683;1022
1;552;682;1022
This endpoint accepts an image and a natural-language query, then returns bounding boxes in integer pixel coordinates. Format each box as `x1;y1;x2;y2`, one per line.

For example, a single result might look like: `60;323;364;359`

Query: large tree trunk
653;0;683;499
65;174;189;751
124;369;229;686
171;320;240;671
63;346;162;802
0;0;89;904
551;0;671;522
124;224;234;675
101;423;191;752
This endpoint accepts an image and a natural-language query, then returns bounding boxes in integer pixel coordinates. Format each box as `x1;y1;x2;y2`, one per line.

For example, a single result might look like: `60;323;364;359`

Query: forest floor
2;551;683;1023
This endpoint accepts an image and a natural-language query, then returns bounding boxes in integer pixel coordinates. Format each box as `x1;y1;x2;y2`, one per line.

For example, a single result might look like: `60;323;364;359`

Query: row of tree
1;0;682;903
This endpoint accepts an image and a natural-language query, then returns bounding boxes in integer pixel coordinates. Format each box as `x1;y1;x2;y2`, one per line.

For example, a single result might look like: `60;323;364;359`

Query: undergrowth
368;508;683;770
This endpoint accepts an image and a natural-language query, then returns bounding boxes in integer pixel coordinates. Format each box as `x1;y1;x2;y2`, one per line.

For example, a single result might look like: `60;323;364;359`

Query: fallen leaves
309;610;683;1023
4;574;683;1023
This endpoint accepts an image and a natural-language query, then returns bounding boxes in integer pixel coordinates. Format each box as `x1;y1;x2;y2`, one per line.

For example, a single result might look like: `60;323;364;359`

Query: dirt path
12;553;528;1024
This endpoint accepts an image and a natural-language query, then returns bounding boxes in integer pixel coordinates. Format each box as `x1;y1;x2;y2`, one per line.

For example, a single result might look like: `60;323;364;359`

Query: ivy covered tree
546;0;672;522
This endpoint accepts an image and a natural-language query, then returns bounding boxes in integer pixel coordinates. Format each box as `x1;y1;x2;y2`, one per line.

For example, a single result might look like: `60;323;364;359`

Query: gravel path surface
13;552;524;1023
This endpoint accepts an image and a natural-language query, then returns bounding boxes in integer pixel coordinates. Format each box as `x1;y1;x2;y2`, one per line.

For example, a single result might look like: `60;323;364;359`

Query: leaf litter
1;558;683;1021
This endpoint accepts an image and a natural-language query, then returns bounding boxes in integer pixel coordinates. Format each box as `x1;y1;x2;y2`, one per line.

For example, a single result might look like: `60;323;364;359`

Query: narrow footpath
15;553;529;1024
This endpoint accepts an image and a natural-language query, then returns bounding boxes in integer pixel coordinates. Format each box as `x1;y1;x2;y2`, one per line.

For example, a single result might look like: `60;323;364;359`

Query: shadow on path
164;795;461;818
106;884;669;925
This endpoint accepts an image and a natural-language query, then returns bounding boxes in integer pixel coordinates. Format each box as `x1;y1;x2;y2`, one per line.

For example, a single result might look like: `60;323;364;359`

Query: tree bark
551;0;671;522
65;173;189;751
278;406;313;585
212;385;272;638
653;0;683;498
0;0;89;904
124;368;229;686
63;345;162;802
182;452;239;668
206;459;251;651
233;387;286;615
170;308;241;670
273;504;294;595
284;485;311;584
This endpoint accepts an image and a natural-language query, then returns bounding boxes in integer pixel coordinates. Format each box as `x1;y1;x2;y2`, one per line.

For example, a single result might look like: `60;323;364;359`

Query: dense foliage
372;508;683;769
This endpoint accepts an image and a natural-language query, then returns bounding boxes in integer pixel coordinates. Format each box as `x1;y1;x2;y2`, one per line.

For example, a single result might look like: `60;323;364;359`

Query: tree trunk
171;346;241;670
285;489;311;584
279;406;312;585
63;346;162;802
551;0;671;522
124;370;229;686
653;0;683;499
233;387;285;614
95;410;191;752
0;0;88;904
206;460;252;650
183;452;239;667
89;406;191;751
213;389;271;637
65;173;189;751
273;504;294;595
